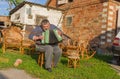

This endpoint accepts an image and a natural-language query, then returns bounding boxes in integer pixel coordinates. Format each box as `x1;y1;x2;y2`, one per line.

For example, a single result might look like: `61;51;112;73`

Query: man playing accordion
29;19;63;72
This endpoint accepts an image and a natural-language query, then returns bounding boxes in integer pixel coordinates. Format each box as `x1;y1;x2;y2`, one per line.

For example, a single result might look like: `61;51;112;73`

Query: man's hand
57;30;62;36
33;35;44;40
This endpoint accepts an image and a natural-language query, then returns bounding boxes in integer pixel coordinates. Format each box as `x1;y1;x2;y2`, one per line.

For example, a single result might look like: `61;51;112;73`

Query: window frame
65;15;73;27
14;13;20;20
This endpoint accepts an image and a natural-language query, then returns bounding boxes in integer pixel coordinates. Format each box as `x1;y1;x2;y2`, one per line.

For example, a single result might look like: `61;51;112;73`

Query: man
29;19;62;72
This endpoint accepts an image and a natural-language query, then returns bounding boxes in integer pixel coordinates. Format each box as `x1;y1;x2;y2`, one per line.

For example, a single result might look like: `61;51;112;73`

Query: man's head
41;19;50;30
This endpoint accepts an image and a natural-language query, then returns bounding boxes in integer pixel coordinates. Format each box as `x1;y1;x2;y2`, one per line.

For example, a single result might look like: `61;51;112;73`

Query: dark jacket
29;24;62;45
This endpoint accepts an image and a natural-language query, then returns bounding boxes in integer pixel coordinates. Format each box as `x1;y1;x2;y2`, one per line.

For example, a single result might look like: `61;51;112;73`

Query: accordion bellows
41;29;62;44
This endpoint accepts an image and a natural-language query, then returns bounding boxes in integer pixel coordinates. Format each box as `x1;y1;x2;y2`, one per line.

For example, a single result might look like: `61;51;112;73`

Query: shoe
46;68;52;72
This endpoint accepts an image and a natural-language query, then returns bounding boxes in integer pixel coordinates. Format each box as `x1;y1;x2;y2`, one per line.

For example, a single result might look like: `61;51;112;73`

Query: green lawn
0;49;120;79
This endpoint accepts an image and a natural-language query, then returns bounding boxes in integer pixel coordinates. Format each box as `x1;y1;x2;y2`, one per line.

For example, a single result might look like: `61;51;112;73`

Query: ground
109;64;120;76
0;68;39;79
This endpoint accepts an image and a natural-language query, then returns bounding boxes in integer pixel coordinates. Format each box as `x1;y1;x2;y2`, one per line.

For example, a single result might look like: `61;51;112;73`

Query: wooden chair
78;40;96;60
62;39;80;68
1;26;35;54
20;30;35;54
37;52;44;67
1;27;23;53
21;38;35;54
36;51;56;68
67;47;80;68
67;55;80;68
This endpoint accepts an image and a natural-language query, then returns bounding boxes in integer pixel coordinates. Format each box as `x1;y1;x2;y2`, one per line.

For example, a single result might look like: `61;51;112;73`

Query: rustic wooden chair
1;27;23;53
21;30;45;67
21;35;35;54
78;40;96;60
36;52;44;67
60;39;80;68
37;51;55;68
18;29;35;54
1;26;35;54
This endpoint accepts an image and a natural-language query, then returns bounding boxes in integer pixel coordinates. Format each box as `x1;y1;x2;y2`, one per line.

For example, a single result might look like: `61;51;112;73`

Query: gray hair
41;19;50;26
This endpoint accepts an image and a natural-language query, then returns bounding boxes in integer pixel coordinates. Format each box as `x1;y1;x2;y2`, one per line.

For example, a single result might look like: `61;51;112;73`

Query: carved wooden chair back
1;26;23;53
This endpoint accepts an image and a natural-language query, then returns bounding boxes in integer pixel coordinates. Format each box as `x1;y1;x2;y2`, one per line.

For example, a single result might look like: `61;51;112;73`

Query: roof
10;1;64;15
45;0;51;6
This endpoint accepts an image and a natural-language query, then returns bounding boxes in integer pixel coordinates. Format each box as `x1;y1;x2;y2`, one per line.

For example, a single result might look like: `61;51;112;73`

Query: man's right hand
33;35;44;40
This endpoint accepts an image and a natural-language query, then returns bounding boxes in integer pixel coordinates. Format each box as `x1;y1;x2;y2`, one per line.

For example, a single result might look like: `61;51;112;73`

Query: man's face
42;23;50;30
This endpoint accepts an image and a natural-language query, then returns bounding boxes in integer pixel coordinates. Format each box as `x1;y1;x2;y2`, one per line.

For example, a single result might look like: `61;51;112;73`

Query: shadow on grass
93;54;113;63
30;54;38;64
60;56;68;66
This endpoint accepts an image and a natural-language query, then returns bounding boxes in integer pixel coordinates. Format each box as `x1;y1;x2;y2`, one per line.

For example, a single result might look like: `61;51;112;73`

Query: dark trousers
36;44;62;68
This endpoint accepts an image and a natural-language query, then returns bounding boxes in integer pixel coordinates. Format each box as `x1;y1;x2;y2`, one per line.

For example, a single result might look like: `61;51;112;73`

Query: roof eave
10;1;64;15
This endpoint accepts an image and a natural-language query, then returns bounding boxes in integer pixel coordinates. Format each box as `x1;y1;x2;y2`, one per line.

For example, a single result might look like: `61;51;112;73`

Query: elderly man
29;19;62;72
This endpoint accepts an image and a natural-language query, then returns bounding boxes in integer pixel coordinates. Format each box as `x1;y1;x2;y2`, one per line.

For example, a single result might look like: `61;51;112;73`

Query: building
10;1;63;38
0;16;11;28
46;0;120;48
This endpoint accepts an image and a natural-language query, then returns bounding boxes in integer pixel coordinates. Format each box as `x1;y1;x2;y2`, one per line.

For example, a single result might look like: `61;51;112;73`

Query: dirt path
109;64;120;75
0;68;40;79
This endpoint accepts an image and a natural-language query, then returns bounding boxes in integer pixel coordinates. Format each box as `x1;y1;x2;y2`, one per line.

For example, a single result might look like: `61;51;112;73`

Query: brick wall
47;0;120;48
0;16;10;22
0;16;11;27
48;0;106;9
47;0;57;8
62;3;103;47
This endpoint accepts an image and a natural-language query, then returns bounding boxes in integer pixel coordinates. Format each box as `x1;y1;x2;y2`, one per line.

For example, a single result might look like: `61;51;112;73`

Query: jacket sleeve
28;26;42;40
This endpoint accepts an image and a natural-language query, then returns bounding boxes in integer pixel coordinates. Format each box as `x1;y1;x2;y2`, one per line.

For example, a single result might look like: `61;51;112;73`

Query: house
46;0;120;48
0;16;11;28
9;1;63;38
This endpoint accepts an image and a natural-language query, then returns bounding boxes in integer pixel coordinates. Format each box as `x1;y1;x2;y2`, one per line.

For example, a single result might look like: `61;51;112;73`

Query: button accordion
41;29;62;44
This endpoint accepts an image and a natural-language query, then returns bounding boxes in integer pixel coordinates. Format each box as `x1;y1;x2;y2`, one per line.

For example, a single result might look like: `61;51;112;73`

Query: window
14;13;20;20
66;16;72;26
26;7;33;19
35;15;47;25
27;7;32;15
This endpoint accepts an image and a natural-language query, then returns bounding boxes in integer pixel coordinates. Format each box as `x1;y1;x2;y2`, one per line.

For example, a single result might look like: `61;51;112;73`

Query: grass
0;49;120;79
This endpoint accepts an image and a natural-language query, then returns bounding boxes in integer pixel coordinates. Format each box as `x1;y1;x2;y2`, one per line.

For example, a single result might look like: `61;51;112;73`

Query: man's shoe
46;68;52;72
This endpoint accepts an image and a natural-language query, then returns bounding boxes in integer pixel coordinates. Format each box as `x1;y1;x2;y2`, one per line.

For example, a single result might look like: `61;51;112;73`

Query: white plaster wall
26;4;63;28
10;4;63;28
10;6;25;24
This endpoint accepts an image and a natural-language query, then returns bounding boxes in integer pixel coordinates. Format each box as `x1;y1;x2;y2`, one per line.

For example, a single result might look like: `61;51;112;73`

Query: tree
7;0;24;6
1;0;24;11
